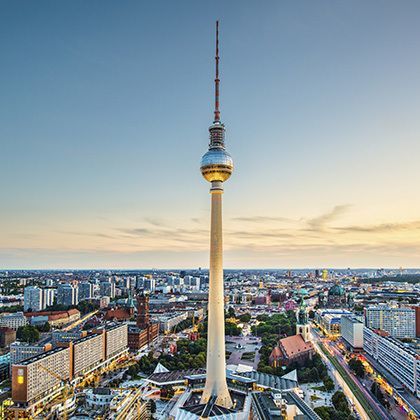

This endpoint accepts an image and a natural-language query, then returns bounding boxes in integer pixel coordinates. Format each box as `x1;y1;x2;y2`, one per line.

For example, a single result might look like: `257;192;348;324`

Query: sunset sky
1;0;420;269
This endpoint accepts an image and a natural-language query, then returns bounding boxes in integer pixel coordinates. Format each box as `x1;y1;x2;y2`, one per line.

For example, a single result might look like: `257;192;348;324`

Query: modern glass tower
200;21;233;409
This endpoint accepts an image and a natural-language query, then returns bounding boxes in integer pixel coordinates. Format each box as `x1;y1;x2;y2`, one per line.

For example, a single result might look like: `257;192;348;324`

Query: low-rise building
158;312;188;333
0;312;28;330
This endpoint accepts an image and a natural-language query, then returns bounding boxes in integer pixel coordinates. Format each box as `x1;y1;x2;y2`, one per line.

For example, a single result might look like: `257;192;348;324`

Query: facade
341;315;364;351
315;309;351;336
10;342;52;365
24;287;43;312
159;312;189;334
57;283;79;306
364;327;420;397
26;309;80;328
79;282;93;301
103;323;128;359
12;323;129;405
12;347;71;404
143;278;156;292
52;330;86;346
136;292;150;329
364;306;416;338
127;324;159;351
100;281;115;298
0;327;16;348
0;312;28;330
73;333;105;377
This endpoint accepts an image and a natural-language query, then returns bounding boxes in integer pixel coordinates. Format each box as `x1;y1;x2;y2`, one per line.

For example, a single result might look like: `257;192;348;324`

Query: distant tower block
200;21;233;409
136;291;150;329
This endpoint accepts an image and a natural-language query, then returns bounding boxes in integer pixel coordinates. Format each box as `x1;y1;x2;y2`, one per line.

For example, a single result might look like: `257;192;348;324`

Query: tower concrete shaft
200;182;232;408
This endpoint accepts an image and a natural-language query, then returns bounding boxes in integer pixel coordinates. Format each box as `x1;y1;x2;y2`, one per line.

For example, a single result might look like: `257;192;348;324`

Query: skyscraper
200;21;233;409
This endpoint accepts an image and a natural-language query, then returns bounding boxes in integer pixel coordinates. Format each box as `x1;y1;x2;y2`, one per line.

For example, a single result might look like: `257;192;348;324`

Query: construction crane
38;364;74;420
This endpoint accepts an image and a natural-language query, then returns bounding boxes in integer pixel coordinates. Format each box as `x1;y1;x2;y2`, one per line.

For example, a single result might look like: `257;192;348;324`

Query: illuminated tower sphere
200;21;233;409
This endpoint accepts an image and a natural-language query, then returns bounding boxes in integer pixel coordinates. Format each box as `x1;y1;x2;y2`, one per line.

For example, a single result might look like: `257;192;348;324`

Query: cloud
306;204;351;231
333;220;420;234
232;216;292;223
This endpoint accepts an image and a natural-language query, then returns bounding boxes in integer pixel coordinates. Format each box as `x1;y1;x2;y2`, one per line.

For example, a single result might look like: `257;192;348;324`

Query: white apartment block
341;315;364;350
364;327;420;397
364;306;416;338
0;312;28;330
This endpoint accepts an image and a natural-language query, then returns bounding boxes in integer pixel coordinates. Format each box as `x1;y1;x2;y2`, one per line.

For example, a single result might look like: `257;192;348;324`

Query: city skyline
2;1;420;269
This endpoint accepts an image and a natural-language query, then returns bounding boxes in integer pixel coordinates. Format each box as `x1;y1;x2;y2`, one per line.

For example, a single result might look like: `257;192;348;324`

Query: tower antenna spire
214;20;220;122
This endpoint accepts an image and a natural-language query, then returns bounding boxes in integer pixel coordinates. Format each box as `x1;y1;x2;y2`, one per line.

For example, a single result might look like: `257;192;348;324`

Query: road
326;338;391;420
309;325;372;420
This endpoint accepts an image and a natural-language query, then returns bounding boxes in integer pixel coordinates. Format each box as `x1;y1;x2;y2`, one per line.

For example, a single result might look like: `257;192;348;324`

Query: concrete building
79;282;93;301
100;281;115;299
0;312;28;330
315;309;351;336
0;327;16;348
364;306;416;338
73;333;104;377
24;287;43;312
364;327;420;397
57;283;78;306
26;309;80;328
341;315;364;352
10;342;53;365
24;287;55;312
12;323;129;406
102;323;128;359
143;278;156;292
12;347;71;404
159;312;188;334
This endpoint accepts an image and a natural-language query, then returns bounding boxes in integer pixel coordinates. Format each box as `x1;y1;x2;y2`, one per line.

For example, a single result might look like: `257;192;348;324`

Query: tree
226;307;236;319
314;406;331;420
239;313;251;323
331;391;350;414
36;322;51;333
348;358;365;378
323;376;334;392
17;325;40;343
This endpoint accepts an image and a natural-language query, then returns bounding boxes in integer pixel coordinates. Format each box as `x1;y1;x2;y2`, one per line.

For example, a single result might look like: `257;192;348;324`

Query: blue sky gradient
1;1;420;268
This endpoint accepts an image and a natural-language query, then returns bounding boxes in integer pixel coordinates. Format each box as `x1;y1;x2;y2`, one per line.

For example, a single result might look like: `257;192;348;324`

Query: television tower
200;21;233;408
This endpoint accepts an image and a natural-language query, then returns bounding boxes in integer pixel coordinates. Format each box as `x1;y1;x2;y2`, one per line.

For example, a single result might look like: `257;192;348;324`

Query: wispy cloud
333;220;420;233
232;216;292;223
306;204;351;231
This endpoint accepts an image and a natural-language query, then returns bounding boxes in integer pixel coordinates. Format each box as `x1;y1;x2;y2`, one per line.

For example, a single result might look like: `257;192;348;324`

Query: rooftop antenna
214;20;220;123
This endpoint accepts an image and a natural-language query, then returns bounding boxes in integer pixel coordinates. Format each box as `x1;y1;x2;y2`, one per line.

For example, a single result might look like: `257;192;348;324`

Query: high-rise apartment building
24;287;55;312
143;278;156;292
100;281;115;298
24;287;43;312
364;306;416;338
57;283;78;306
79;282;93;301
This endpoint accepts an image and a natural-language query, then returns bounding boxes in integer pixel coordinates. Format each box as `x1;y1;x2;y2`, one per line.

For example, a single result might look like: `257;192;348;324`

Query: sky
1;0;420;269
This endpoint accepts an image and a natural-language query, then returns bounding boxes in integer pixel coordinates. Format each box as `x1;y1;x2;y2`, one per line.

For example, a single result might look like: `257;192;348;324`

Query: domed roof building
328;284;345;297
318;283;349;308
